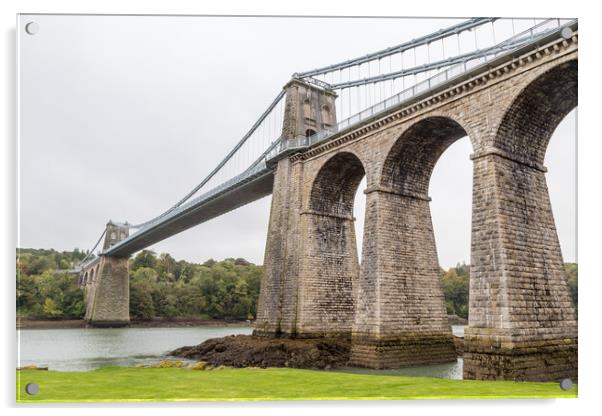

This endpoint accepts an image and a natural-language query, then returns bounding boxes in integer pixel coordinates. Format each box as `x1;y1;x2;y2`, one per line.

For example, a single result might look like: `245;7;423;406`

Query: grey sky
18;15;576;268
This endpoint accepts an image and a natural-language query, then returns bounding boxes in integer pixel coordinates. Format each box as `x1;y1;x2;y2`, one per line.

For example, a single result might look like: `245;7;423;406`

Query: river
18;325;466;379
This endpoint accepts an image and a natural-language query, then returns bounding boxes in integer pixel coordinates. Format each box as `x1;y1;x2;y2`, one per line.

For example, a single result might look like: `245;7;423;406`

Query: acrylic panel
16;14;578;402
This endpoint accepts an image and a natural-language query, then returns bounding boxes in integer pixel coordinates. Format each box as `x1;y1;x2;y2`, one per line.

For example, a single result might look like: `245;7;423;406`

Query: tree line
17;248;262;321
16;248;578;321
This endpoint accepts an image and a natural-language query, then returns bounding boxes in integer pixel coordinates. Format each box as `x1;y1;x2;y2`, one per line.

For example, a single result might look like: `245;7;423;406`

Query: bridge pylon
80;221;131;327
255;78;343;337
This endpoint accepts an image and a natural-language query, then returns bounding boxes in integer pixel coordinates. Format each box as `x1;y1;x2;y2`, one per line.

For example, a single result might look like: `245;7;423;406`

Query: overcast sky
18;15;576;268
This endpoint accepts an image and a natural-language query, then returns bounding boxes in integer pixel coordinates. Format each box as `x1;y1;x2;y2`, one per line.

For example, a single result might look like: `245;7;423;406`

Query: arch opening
545;109;577;267
381;116;470;197
494;60;577;165
310;152;366;217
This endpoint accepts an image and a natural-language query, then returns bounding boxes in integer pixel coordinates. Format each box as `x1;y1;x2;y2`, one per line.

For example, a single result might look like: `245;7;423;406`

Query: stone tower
83;221;131;327
254;79;339;337
281;78;338;142
103;221;129;250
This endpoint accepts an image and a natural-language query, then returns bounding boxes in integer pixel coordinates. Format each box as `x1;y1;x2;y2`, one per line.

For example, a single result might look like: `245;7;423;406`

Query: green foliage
17;248;263;322
16;248;85;319
441;263;470;319
128;255;262;321
129;272;155;320
42;298;63;317
130;250;158;272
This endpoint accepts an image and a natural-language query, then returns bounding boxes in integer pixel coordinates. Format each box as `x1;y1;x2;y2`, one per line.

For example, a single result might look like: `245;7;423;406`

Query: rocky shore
170;335;351;369
170;333;465;370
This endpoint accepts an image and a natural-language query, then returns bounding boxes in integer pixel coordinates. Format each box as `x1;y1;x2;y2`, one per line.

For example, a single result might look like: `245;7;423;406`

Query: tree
17;274;40;311
130;250;158;272
234;258;251;266
202;259;216;267
42;298;63;317
130;278;155;319
157;253;177;282
131;266;158;283
441;264;469;319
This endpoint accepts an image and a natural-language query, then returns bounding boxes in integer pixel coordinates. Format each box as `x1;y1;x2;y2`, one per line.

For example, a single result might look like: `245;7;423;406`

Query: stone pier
80;221;131;327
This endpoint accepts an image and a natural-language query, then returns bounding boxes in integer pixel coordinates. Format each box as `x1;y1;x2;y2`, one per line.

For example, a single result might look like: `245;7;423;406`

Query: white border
2;1;600;415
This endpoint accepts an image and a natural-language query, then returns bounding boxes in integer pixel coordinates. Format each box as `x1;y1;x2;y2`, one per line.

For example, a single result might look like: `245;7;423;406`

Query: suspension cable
79;229;107;267
295;18;496;78
130;89;286;229
320;36;530;90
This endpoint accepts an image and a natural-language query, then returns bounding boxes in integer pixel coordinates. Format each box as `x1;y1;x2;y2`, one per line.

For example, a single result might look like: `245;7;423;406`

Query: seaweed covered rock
169;335;350;370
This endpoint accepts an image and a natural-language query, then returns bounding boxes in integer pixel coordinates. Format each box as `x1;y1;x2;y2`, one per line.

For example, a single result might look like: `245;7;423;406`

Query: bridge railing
268;18;575;162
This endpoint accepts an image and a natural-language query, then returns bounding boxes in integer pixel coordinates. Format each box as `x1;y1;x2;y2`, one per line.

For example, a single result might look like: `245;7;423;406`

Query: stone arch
493;59;577;165
297;151;367;337
90;268;95;283
84;271;89;285
380;116;471;196
310;151;367;218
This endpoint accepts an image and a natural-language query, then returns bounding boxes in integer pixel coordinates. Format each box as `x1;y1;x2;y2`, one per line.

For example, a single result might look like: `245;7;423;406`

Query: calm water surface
18;326;252;372
18;325;466;379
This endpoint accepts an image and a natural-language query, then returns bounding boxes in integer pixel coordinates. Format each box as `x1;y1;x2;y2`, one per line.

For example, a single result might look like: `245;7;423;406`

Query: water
452;324;465;337
338;359;463;380
18;326;252;372
18;325;467;379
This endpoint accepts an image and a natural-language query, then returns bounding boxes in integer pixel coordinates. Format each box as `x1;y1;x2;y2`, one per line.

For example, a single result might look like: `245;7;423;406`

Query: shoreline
16;318;252;330
17;316;466;330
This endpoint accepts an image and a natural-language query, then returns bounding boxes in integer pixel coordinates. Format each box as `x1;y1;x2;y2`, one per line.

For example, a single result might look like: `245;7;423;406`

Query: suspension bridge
76;17;578;382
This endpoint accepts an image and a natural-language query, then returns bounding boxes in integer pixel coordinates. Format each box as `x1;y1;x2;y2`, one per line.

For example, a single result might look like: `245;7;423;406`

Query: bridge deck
105;168;274;257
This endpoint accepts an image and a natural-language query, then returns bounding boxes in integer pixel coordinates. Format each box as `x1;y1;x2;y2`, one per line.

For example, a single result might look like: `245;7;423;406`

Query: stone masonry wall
464;152;577;381
350;190;456;367
86;256;130;327
296;212;358;337
254;158;298;335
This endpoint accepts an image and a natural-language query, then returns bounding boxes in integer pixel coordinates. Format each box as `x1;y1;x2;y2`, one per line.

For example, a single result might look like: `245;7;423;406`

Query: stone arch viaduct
77;26;577;381
253;33;577;381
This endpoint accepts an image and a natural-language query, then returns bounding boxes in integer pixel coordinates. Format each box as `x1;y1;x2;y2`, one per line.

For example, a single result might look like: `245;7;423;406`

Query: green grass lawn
17;367;577;403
